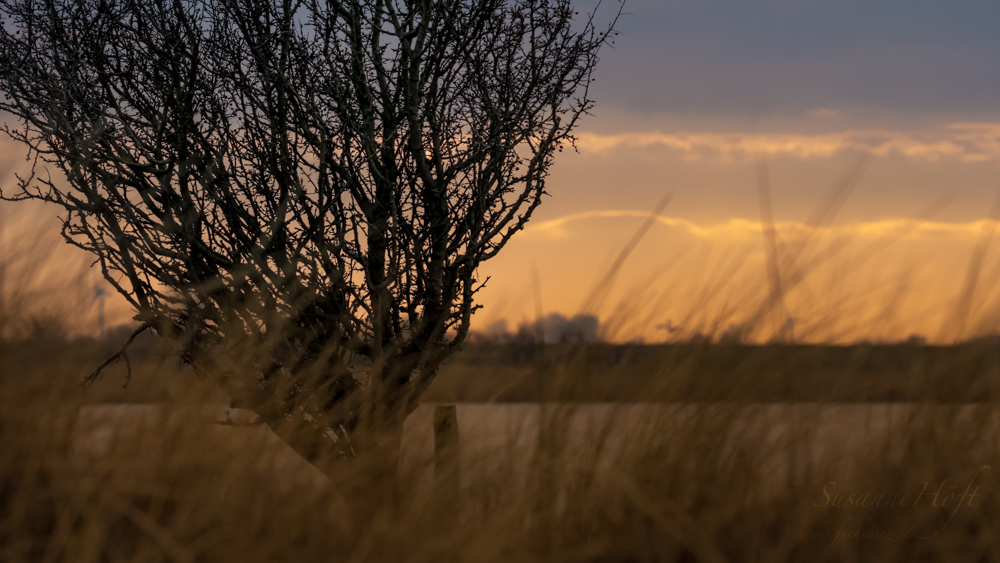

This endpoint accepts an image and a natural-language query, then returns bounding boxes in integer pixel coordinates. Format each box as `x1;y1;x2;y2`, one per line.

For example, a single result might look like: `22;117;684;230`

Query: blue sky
517;0;1000;227
589;0;1000;122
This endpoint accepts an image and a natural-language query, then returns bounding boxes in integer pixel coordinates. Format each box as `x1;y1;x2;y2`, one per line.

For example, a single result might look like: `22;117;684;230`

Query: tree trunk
262;409;406;531
329;420;405;532
433;405;459;523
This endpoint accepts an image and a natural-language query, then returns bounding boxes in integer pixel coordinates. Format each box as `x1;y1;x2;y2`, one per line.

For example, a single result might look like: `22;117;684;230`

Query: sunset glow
4;0;1000;344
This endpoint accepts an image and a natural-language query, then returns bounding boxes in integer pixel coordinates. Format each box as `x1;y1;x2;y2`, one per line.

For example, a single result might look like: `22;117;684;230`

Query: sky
472;0;1000;343
4;0;1000;343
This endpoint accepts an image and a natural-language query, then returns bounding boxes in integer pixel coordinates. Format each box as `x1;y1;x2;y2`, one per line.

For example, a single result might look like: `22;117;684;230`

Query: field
4;334;1000;562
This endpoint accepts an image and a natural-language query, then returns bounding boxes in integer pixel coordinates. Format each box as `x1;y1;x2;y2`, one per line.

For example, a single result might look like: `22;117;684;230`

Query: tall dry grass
4;330;1000;561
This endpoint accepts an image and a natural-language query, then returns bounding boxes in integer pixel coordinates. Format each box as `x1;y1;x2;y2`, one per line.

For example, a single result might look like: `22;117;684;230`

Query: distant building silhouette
515;313;600;344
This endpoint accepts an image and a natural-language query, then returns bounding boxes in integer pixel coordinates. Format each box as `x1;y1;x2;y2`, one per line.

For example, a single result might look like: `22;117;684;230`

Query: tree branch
83;322;152;390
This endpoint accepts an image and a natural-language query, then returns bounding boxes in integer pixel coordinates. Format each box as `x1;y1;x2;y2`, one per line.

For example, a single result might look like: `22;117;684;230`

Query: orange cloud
574;124;1000;163
522;211;989;242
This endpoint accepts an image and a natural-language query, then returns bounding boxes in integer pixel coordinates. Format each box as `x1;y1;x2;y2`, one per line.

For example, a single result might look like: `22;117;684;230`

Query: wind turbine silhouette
93;283;107;338
783;315;801;344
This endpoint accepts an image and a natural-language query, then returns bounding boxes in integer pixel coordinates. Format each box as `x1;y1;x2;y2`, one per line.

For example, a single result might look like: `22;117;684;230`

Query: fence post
433;405;459;518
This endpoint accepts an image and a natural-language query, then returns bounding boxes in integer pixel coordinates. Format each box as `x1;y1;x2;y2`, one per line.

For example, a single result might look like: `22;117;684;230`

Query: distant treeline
5;330;1000;404
476;313;602;344
425;339;1000;403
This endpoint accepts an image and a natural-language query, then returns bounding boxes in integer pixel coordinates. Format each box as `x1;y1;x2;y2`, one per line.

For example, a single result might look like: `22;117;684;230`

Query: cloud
574;123;1000;163
522;210;991;242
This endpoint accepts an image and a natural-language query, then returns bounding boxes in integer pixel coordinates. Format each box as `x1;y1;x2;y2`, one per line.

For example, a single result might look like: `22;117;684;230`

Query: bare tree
0;0;620;507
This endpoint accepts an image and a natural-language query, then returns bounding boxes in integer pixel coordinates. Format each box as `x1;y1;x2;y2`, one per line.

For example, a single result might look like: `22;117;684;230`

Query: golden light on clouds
522;211;993;242
574;123;1000;163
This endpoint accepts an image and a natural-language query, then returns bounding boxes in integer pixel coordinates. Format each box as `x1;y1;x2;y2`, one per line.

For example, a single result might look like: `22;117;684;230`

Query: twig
83;322;151;391
215;409;265;427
